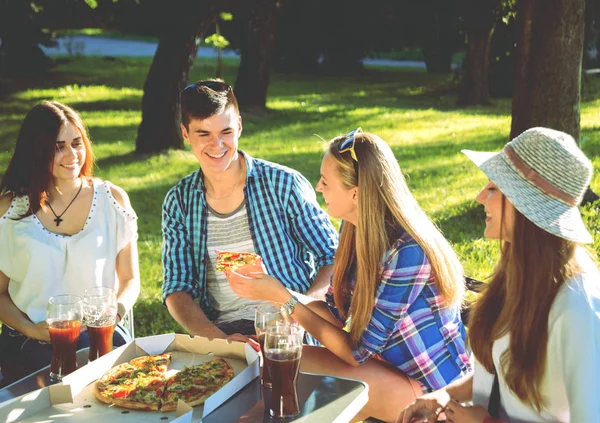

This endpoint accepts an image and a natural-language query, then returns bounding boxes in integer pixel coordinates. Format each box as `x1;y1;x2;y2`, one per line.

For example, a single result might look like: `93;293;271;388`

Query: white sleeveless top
0;179;138;324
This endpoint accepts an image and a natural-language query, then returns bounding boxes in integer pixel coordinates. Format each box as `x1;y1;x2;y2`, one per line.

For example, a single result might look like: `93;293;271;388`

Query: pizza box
0;333;259;423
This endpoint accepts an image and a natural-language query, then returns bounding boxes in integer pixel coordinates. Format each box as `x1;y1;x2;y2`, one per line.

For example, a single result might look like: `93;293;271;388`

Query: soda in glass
47;294;83;381
84;286;117;361
264;325;303;419
254;304;285;388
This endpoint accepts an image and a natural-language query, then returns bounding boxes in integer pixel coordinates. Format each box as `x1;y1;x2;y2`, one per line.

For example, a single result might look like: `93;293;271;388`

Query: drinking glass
255;304;285;389
47;294;83;382
83;286;117;362
263;325;303;419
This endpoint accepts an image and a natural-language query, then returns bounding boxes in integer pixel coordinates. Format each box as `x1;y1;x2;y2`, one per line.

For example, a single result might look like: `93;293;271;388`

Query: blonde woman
227;129;471;422
401;128;600;422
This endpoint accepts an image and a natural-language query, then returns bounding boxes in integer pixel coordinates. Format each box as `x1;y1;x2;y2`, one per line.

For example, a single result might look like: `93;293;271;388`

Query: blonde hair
328;132;465;347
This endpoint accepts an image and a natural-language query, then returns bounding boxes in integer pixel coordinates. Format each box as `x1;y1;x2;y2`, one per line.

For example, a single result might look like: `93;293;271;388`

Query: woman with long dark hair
401;127;600;422
0;101;140;384
227;129;471;422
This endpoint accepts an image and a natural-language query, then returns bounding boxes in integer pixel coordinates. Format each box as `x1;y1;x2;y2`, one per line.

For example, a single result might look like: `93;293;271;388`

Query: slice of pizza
215;251;264;273
95;353;172;411
161;358;235;412
95;362;166;410
129;352;173;373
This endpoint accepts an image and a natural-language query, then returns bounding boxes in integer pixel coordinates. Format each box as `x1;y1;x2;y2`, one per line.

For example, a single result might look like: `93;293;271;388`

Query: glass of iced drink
83;286;117;362
264;324;303;419
47;294;84;381
254;304;285;388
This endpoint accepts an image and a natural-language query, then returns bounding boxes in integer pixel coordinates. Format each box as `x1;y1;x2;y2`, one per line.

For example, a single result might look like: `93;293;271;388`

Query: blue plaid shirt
162;151;338;318
326;231;471;392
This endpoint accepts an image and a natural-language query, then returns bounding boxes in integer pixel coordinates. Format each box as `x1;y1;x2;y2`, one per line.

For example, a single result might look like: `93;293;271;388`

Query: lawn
1;57;599;336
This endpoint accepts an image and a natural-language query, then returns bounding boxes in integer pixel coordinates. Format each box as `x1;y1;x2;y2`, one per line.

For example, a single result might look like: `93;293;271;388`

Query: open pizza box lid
0;333;259;423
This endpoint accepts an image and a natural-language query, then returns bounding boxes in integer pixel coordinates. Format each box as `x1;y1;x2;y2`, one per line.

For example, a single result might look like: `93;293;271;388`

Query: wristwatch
280;295;299;318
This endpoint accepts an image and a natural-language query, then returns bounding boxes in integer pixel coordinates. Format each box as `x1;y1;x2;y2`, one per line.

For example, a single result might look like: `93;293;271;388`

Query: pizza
161;358;235;411
129;352;172;372
94;353;234;412
215;251;264;273
95;361;167;410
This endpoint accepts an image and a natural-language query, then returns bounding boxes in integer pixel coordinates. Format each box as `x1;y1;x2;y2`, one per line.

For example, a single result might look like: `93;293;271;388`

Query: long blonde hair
329;132;465;347
469;205;590;410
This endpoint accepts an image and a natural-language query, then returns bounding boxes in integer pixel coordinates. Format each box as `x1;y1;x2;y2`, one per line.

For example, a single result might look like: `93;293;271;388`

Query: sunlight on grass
16;84;142;103
1;59;599;336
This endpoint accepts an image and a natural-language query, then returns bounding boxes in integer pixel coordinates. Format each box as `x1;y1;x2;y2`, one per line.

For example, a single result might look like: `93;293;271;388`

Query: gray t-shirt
206;202;269;324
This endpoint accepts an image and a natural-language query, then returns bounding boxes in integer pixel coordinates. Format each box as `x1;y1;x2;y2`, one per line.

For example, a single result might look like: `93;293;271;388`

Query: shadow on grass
433;199;486;244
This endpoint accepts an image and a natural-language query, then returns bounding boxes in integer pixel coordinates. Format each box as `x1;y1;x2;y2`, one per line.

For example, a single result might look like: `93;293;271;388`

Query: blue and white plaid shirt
162;151;338;318
325;231;472;392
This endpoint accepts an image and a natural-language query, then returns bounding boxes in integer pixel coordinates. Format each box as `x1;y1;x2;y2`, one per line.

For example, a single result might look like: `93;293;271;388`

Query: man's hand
225;333;260;352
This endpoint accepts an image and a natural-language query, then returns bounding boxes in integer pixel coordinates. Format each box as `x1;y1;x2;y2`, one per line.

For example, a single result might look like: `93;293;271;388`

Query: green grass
1;57;599;337
367;48;466;64
56;28;159;43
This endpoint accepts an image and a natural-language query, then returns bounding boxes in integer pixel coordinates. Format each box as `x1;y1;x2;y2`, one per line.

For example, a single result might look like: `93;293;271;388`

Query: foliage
204;33;229;50
0;57;598;336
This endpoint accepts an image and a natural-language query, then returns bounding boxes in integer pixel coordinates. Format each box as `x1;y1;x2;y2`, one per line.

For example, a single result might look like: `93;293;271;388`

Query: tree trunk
422;42;453;74
457;0;499;106
458;26;495;105
234;0;286;109
419;0;459;74
135;6;217;154
510;0;585;140
0;0;53;77
510;0;598;205
318;0;365;76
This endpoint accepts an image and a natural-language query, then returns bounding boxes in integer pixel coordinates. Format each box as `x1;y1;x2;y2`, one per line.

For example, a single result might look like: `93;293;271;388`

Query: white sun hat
462;127;594;244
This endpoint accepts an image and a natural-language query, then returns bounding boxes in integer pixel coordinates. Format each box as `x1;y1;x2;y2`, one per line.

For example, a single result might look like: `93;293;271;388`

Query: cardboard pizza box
0;333;259;423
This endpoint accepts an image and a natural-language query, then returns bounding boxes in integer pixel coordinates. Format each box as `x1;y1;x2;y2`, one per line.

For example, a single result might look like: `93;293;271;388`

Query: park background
0;0;599;337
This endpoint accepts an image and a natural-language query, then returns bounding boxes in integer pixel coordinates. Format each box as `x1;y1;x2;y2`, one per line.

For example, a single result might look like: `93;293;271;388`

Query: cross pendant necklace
46;178;84;227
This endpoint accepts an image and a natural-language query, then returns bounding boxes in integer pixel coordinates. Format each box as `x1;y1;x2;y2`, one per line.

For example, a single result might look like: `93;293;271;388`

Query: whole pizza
95;353;235;411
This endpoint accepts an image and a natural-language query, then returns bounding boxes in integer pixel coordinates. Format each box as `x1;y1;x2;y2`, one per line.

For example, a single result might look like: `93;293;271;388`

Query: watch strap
281;295;298;317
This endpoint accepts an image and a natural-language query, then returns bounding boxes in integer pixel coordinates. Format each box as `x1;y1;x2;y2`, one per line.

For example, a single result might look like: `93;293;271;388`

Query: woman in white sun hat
400;127;600;423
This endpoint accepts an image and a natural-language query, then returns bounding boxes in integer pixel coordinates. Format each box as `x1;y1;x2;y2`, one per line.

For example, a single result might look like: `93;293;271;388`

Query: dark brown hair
468;205;580;410
180;79;239;128
0;101;95;216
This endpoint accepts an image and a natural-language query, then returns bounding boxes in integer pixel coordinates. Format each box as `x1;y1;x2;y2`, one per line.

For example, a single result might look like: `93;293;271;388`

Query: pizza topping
95;355;234;411
215;251;263;272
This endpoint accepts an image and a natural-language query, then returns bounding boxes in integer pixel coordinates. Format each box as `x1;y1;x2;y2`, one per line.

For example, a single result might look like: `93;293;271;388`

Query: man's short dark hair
180;79;240;128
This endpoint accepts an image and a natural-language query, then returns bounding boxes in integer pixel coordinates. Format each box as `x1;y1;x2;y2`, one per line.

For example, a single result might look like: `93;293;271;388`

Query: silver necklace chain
205;165;245;200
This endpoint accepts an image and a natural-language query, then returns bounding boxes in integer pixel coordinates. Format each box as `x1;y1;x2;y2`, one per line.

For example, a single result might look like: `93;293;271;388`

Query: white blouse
472;272;600;422
0;179;138;324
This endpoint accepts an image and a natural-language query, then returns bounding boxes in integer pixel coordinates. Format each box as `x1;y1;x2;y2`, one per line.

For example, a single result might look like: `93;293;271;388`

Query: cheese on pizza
95;353;234;412
215;251;263;272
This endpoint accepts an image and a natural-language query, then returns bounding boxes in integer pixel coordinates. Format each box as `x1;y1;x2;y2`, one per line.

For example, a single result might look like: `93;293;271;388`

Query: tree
0;0;54;77
135;1;219;154
457;0;502;105
416;0;461;74
272;0;321;74
234;0;286;109
510;0;584;140
510;0;598;204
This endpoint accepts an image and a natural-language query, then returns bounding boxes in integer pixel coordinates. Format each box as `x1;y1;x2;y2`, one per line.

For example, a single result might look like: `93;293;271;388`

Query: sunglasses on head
338;127;362;177
183;80;231;93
